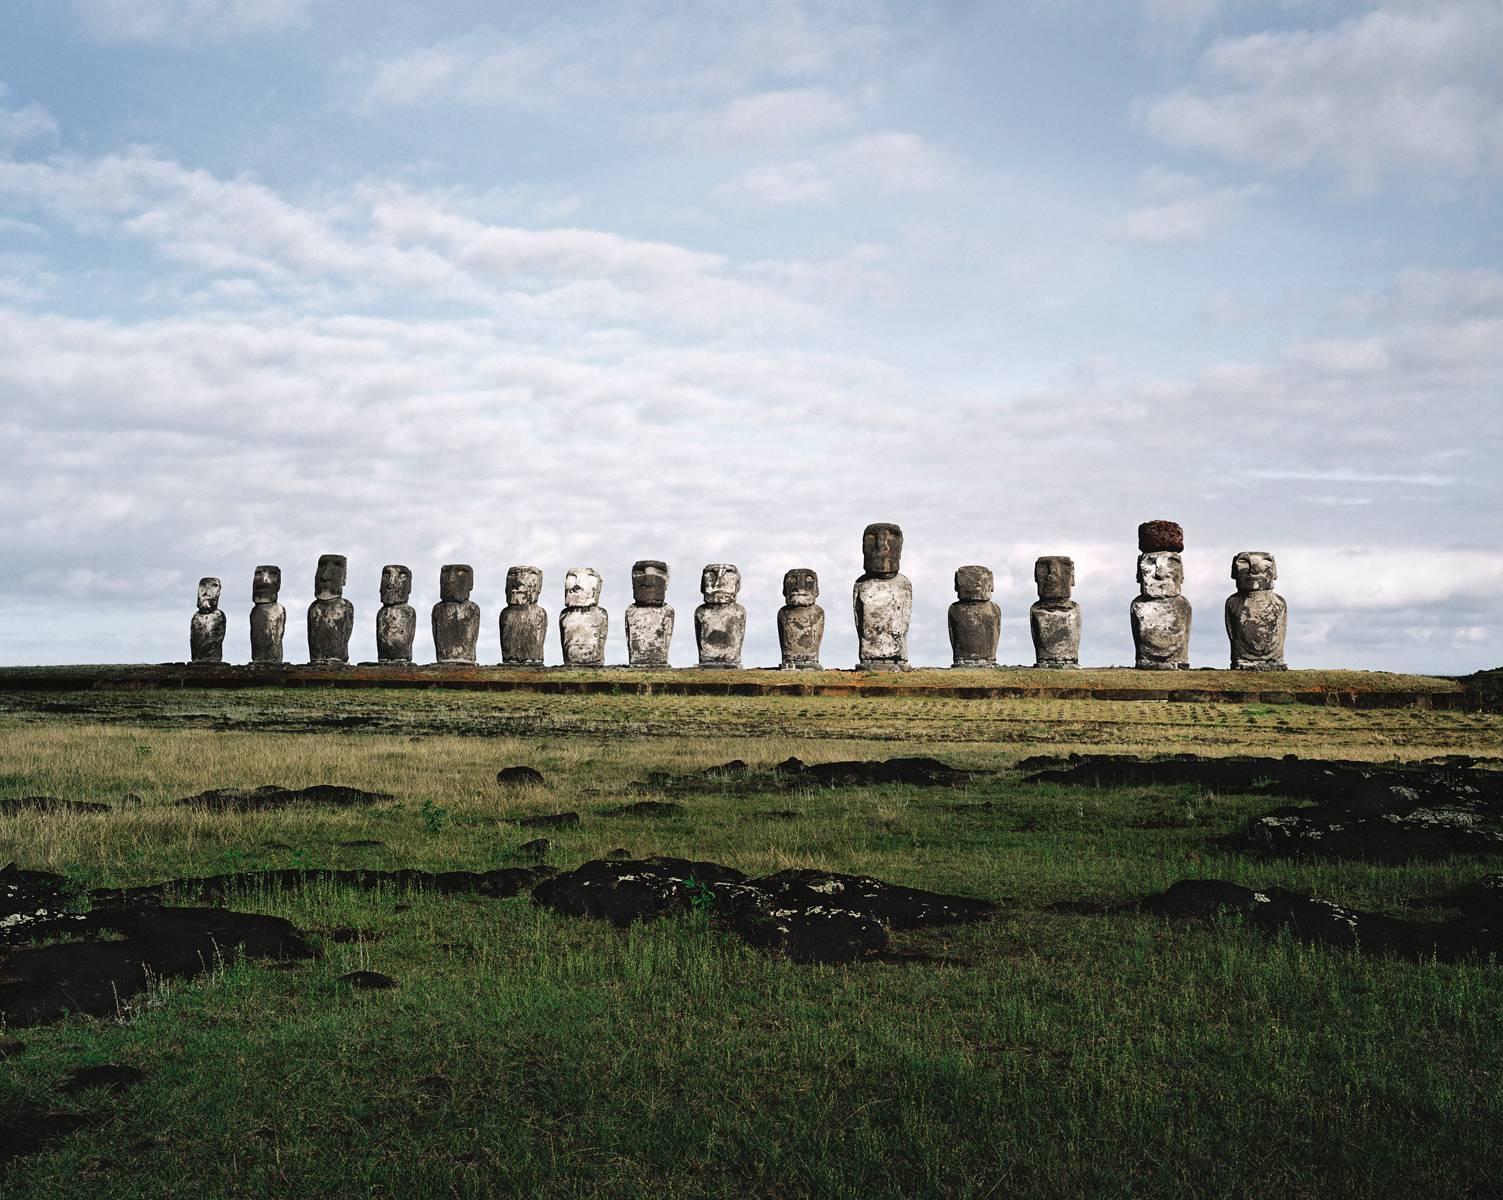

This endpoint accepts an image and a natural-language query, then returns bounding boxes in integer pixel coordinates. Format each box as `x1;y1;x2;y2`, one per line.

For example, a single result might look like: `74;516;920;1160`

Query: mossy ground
1;688;1501;1199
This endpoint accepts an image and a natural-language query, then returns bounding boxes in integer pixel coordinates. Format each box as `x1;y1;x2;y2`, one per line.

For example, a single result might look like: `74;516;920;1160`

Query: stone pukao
625;560;674;667
853;522;912;670
1130;521;1191;670
559;567;607;666
432;563;480;664
500;566;547;666
694;563;746;668
375;564;416;663
1030;556;1080;668
1226;551;1287;670
777;568;824;669
249;565;285;664
948;566;1000;667
190;576;226;664
307;554;354;664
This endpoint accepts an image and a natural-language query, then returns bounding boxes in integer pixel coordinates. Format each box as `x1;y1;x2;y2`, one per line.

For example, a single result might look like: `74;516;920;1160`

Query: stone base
858;659;909;672
1034;660;1079;669
1233;659;1287;671
501;660;545;669
626;657;670;668
1135;660;1190;670
779;659;823;671
308;658;351;666
696;660;742;669
435;658;478;666
951;659;998;669
359;659;412;666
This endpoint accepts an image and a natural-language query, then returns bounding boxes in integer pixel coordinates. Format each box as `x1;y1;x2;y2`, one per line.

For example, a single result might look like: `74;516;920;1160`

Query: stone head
954;565;994;602
1034;556;1075;601
196;577;221;613
631;560;669;606
440;563;474;604
700;563;741;605
314;554;348;600
783;568;819;607
862;523;903;577
252;565;281;605
1232;551;1277;593
1137;550;1184;599
380;564;412;606
506;566;543;607
564;567;602;609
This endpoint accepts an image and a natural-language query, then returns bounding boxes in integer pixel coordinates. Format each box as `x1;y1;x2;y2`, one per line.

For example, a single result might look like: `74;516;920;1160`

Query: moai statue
853;522;912;670
189;577;226;664
307;553;354;664
625;560;674;667
777;568;824;670
559;567;608;666
1030;556;1081;668
248;565;285;665
948;566;1000;667
695;564;746;668
500;566;547;666
1131;521;1191;670
375;564;416;663
432;564;480;664
1226;551;1287;670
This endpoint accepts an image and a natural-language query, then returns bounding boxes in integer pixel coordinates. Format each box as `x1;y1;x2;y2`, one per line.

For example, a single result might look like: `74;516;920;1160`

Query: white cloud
0;87;58;149
1122;167;1267;240
1140;0;1503;191
712;131;950;207
74;0;313;44
642;87;858;146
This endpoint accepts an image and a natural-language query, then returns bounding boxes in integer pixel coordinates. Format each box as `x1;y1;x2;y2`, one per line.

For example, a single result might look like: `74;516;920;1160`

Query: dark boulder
606;801;686;818
515;811;578;829
531;857;746;927
496;766;545;787
176;784;394;812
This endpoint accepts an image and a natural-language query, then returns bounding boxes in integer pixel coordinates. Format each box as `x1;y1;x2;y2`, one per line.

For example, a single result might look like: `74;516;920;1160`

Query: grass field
2;687;1502;1198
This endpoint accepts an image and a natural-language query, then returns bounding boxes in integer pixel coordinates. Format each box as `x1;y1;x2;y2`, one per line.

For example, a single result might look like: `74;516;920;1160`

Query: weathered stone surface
175;783;394;811
695;563;746;668
1226;550;1287;670
375;564;416;663
948;565;999;667
249;565;286;664
777;568;824;669
189;577;226;663
89;864;556;907
1030;556;1081;668
432;563;480;664
854;523;911;669
1102;878;1503;964
559;567;608;666
496;765;545;787
500;566;547;666
531;857;995;963
1137;519;1184;553
307;554;354;663
1131;551;1191;669
516;811;578;828
626;560;674;667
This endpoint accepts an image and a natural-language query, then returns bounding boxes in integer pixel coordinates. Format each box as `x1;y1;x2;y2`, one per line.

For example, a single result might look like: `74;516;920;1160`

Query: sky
1;0;1500;672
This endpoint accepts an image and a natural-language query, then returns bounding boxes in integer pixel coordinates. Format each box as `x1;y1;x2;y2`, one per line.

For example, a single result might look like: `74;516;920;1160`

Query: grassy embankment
1;687;1501;1199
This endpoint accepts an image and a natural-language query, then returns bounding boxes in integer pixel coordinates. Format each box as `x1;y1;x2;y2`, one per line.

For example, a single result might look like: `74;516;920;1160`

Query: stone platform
0;663;1472;708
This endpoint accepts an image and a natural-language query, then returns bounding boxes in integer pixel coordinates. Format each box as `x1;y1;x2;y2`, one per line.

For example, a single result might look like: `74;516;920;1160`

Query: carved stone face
440;563;474;603
1035;556;1075;601
954;565;993;602
632;560;669;605
314;554;347;601
506;566;542;606
783;568;819;607
1232;551;1277;592
1138;551;1184;599
381;564;412;606
564;567;602;608
700;564;741;605
862;523;903;577
252;565;280;605
197;577;221;613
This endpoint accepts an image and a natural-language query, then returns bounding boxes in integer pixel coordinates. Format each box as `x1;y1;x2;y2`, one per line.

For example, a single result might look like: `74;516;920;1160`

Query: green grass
2;688;1501;1198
